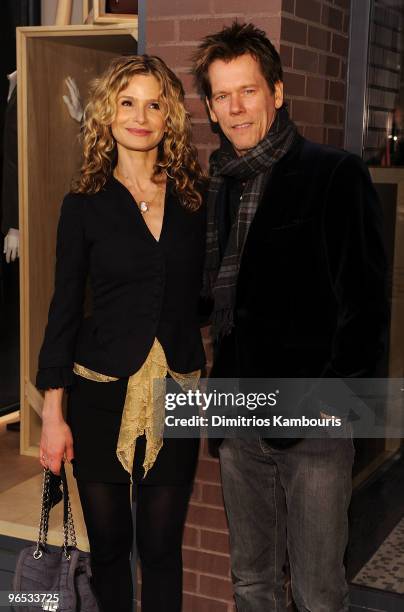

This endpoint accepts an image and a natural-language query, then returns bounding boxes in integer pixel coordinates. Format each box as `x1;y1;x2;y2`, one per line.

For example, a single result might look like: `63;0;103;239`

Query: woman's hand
39;388;74;475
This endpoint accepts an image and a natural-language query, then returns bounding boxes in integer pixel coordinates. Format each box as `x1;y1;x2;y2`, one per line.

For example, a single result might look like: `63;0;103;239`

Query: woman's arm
40;388;74;475
36;193;89;473
36;193;90;389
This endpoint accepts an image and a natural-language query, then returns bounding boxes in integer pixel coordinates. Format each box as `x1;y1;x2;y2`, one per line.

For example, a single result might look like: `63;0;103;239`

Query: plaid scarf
204;106;298;341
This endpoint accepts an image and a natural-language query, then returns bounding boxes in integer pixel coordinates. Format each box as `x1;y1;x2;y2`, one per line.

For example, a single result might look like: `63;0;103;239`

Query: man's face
206;53;283;156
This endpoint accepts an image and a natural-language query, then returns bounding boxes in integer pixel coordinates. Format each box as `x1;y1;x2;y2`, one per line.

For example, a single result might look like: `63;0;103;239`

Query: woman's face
111;73;166;153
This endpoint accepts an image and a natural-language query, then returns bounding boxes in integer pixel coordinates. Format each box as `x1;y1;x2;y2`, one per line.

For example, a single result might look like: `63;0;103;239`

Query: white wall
41;0;83;25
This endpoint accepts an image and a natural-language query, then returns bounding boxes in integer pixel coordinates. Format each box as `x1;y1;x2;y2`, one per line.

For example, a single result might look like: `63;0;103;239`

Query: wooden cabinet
17;24;137;456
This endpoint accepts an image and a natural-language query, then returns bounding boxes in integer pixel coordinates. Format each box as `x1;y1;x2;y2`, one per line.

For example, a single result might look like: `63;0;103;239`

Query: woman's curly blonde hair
72;55;205;210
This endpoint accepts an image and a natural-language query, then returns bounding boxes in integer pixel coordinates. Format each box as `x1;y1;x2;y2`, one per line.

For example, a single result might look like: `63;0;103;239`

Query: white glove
3;228;20;263
62;76;83;123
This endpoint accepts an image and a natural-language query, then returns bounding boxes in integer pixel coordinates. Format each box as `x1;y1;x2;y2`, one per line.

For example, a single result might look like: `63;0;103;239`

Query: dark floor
347;448;404;581
346;447;404;611
349;584;404;612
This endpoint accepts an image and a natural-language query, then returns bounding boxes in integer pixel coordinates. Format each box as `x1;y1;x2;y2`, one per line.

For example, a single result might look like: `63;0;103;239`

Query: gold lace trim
73;363;118;382
73;339;200;483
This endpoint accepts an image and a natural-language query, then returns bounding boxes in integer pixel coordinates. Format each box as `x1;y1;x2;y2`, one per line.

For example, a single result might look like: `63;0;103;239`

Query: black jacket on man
211;133;389;412
36;176;206;389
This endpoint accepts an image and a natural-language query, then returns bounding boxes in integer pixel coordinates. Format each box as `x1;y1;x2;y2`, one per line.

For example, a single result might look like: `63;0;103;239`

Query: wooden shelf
17;24;137;456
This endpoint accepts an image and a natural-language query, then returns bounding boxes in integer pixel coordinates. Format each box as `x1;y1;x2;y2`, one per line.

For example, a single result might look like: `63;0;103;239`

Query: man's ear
205;96;218;123
274;81;284;109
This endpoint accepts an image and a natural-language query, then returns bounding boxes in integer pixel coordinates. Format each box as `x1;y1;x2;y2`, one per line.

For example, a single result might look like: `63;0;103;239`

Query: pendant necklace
115;168;161;214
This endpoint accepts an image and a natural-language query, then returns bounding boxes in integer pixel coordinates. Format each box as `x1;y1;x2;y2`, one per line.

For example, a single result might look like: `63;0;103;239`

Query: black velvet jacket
36;176;206;390
212;134;389;384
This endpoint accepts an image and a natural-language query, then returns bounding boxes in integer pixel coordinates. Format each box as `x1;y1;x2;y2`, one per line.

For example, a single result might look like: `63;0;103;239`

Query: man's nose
229;94;244;115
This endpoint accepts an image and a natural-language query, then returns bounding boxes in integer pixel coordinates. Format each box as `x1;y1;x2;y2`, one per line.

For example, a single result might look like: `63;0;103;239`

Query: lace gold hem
73;339;200;482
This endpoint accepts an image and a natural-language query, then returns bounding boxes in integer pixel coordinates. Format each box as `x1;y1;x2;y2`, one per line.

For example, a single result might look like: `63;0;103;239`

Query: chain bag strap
33;465;76;560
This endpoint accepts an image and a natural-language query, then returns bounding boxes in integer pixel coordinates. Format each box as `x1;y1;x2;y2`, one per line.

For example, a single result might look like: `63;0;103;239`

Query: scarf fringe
212;307;234;340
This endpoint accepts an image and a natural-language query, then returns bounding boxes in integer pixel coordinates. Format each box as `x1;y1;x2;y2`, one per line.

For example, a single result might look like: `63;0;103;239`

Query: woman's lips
126;128;152;136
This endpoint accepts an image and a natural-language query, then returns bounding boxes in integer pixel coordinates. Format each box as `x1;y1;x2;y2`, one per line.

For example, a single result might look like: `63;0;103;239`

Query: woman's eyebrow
117;94;160;102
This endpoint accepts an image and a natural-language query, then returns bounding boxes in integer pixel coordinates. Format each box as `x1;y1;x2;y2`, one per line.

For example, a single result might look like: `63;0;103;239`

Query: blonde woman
36;56;206;612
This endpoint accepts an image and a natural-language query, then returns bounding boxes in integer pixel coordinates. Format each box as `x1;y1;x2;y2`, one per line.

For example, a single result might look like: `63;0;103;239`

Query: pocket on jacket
265;218;315;249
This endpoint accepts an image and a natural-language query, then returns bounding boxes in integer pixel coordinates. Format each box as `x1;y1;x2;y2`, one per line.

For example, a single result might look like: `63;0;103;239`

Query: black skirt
66;373;199;485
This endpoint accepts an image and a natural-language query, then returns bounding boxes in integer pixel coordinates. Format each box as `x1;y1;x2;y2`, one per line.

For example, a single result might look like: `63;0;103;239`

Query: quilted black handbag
12;465;100;611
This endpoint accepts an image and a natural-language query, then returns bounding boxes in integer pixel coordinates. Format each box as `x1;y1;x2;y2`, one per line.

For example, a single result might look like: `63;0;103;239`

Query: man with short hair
192;22;388;612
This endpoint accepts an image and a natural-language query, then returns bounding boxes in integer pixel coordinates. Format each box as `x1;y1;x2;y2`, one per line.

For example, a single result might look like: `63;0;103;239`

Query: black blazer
212;134;389;386
36;176;206;390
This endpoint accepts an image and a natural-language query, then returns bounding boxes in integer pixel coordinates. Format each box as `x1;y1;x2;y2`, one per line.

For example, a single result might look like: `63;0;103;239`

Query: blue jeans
219;432;355;611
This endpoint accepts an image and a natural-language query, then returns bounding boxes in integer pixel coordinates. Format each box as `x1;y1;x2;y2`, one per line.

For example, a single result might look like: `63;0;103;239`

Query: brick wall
146;0;350;167
146;5;285;610
147;0;283;170
281;0;351;146
145;1;351;609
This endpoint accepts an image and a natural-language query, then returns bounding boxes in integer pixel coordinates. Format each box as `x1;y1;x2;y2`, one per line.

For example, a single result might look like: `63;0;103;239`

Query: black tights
77;481;191;612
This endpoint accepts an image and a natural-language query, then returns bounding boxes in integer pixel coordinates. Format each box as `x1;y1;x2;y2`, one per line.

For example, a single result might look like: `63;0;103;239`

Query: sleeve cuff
36;367;75;390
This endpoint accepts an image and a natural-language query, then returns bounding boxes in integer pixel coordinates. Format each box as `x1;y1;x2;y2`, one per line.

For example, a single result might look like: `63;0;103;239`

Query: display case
17;24;137;456
351;168;404;485
84;0;138;25
345;0;404;165
345;0;404;483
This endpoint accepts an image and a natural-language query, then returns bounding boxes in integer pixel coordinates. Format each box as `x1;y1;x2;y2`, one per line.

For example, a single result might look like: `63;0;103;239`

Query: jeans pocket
319;410;353;439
